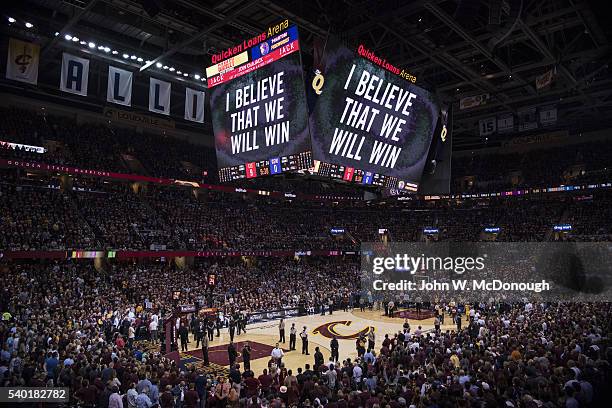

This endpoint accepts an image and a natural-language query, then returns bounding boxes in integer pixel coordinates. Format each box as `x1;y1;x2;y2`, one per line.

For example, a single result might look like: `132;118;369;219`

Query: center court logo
312;321;375;339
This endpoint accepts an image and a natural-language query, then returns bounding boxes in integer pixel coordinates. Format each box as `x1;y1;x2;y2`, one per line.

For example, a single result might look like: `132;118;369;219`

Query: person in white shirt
149;319;158;343
128;325;135;349
352;363;363;383
278;318;286;343
271;343;284;365
326;365;337;389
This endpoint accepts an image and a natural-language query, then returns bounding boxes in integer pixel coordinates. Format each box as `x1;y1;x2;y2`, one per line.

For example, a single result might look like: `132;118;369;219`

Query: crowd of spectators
1;177;612;251
1;106;611;407
2;106;612;195
0;183;97;250
0;107;216;182
0;257;609;407
452;141;612;192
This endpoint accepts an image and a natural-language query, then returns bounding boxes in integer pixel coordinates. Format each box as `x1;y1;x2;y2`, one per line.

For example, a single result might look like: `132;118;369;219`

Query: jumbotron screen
309;40;439;192
207;24;312;182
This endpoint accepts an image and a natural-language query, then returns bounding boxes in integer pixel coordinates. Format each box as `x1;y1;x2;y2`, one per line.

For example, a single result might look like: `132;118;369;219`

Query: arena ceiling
4;0;612;149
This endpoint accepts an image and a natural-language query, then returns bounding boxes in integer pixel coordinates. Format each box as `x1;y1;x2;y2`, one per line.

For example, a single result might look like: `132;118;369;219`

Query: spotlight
80;41;87;45
72;37;79;42
64;34;72;41
194;74;201;80
183;73;188;77
177;71;182;75
145;60;151;64
98;45;104;50
162;65;169;69
88;42;96;49
169;67;175;72
103;47;111;53
25;22;33;28
8;17;16;23
130;55;137;60
156;62;163;68
137;57;143;62
111;50;118;55
54;32;59;36
122;54;129;59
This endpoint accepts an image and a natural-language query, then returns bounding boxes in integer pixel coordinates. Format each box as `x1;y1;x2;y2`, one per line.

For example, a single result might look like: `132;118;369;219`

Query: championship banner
478;117;496;136
184;87;205;123
60;53;89;96
518;107;538;131
107;66;133;106
536;68;555;90
149;78;171;115
6;38;40;85
497;113;514;133
539;105;558;127
459;93;489;110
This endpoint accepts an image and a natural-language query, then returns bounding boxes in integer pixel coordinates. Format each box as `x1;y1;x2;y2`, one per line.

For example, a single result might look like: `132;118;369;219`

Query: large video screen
309;40;439;192
207;25;312;182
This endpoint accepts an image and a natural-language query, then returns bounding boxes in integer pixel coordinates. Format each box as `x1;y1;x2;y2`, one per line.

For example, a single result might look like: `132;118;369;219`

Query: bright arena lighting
3;7;612;406
25;22;34;28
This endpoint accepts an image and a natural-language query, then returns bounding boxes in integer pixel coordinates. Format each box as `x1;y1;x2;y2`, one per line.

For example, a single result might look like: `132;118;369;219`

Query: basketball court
162;309;454;375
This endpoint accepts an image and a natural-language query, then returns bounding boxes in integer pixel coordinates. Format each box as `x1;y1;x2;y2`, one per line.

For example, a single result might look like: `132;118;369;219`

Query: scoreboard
217;151;313;180
308;40;439;192
207;24;312;182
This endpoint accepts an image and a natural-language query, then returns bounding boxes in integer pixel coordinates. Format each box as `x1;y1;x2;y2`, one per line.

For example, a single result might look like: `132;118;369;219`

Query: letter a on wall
149;77;171;116
60;53;89;96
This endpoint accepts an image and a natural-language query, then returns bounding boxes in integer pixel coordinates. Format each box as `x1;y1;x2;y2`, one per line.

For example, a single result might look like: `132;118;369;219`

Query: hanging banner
60;53;89;96
149;78;171;116
478;117;497;136
497;113;514;133
184;87;205;123
536;68;555;90
518;107;538;132
6;38;40;85
459;93;489;110
539;105;558;127
107;66;133;106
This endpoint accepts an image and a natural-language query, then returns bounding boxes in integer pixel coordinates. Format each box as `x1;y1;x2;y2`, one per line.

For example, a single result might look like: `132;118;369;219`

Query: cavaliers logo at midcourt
312;321;375;339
